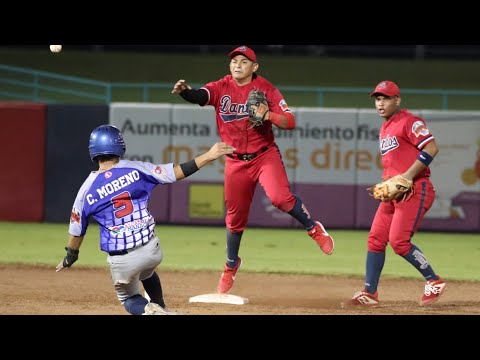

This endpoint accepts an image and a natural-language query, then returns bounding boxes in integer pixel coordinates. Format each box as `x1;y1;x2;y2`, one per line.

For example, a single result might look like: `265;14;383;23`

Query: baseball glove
367;175;414;202
246;89;270;127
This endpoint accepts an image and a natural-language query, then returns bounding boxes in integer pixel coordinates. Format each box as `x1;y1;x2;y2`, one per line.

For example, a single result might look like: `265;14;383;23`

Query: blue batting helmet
88;125;126;161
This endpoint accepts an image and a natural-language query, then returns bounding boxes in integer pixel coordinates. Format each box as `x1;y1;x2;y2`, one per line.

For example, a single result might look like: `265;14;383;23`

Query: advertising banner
109;103;480;232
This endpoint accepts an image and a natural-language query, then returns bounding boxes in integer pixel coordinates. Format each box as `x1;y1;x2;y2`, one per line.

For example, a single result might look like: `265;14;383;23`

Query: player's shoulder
75;173;98;198
117;159;155;171
205;75;232;88
117;159;133;167
399;109;426;123
254;75;275;89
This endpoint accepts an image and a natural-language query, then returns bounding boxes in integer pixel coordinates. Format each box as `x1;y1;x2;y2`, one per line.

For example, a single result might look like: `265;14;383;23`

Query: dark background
5;45;480;59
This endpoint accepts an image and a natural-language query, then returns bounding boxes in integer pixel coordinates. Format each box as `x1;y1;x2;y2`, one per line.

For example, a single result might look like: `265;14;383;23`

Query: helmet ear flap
88;125;126;161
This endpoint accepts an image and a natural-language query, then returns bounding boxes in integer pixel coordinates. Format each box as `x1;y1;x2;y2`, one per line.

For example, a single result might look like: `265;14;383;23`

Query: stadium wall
0;102;46;222
1;102;478;232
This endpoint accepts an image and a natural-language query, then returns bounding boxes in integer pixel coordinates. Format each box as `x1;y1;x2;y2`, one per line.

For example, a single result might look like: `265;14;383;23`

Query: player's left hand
368;174;414;202
246;89;270;128
56;247;79;272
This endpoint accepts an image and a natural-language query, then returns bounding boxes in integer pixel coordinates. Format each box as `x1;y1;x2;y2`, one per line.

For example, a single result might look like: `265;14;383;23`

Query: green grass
1;221;478;281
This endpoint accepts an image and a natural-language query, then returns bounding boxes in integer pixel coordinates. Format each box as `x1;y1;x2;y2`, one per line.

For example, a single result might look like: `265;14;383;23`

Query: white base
189;293;249;305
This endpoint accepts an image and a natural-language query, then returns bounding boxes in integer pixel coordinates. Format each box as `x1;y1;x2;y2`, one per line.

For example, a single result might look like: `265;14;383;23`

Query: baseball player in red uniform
351;81;447;307
172;45;334;294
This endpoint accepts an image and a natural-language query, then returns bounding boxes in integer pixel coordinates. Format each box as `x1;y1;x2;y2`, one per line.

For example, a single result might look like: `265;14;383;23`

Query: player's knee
367;237;387;252
368;243;386;252
227;223;246;233
272;196;295;212
227;218;247;233
391;242;411;256
123;294;149;315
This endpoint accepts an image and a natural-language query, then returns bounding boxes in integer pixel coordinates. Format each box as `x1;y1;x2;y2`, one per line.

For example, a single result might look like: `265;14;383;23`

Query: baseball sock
141;271;166;308
124;294;149;315
402;244;439;281
226;230;242;268
365;250;385;294
287;195;315;230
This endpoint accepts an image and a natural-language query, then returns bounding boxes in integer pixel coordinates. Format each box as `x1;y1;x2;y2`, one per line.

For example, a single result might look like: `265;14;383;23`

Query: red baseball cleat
351;290;381;306
217;257;242;294
308;221;334;255
420;277;447;306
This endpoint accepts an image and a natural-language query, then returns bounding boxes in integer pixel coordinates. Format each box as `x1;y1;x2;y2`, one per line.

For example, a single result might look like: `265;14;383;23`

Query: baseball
50;45;62;53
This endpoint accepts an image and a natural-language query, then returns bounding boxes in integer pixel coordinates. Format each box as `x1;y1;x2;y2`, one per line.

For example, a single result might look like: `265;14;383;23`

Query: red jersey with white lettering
201;74;291;154
379;109;434;180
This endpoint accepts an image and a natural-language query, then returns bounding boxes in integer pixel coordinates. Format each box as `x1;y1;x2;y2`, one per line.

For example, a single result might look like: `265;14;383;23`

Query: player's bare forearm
402;163;426;181
402;141;439;180
67;234;84;250
198;142;235;163
174;142;235;180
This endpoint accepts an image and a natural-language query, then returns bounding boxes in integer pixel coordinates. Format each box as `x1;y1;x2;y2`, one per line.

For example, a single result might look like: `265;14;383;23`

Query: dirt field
1;264;479;315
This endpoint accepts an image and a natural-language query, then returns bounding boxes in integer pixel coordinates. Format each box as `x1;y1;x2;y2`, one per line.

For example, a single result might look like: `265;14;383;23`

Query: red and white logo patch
412;121;430;138
154;166;166;176
70;207;80;225
279;99;289;112
104;171;112;179
378;81;388;89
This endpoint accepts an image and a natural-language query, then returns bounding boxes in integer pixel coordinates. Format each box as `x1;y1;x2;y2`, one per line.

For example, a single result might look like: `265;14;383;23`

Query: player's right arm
174;142;235;181
171;79;208;106
402;140;439;180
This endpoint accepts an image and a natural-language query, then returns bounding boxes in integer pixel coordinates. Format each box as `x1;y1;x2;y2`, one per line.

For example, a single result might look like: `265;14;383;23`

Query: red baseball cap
370;81;400;97
228;46;257;62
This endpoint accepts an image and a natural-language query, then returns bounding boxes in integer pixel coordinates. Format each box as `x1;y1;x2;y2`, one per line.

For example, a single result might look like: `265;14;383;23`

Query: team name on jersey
86;170;140;205
219;95;249;122
380;135;399;155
